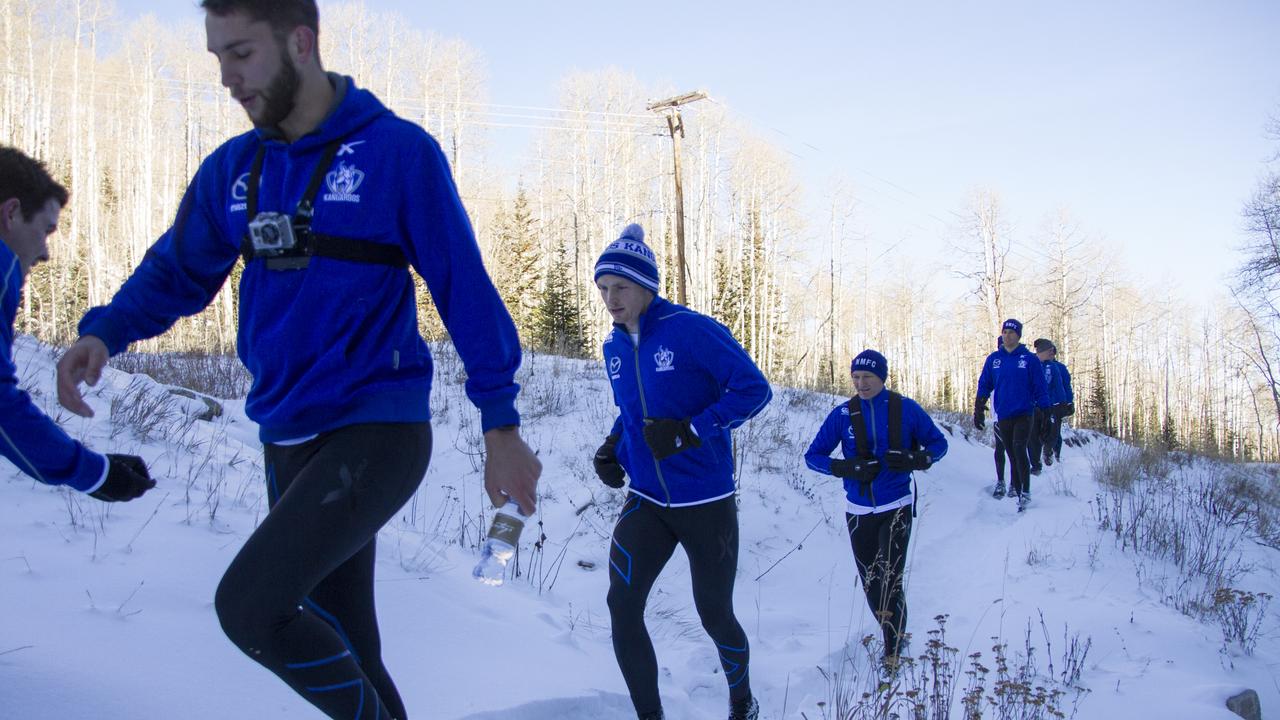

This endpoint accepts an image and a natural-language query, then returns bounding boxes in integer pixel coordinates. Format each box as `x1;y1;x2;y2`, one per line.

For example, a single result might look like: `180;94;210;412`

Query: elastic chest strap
847;397;869;458
848;391;911;511
847;391;904;455
241;139;408;269
887;391;903;451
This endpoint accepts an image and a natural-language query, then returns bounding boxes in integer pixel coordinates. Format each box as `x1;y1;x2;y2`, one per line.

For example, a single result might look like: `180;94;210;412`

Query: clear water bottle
472;502;528;586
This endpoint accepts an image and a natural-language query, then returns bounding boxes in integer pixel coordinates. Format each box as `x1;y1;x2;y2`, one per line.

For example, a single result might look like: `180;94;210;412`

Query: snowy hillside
1;335;1277;719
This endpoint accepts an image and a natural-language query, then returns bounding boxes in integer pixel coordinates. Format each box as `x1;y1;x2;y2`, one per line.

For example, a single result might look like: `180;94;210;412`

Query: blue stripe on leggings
619;496;642;521
286;650;351;669
305;597;362;664
717;641;748;687
303;678;366;719
610;540;634;586
609;497;643;585
305;678;362;693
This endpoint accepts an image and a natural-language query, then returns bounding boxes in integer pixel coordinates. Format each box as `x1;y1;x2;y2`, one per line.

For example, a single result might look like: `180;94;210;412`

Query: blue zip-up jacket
78;76;521;441
976;343;1050;421
1044;359;1074;405
603;296;771;506
804;390;947;512
0;244;106;491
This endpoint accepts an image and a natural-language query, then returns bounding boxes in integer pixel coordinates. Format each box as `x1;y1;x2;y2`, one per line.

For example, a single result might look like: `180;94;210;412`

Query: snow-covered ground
2;335;1277;719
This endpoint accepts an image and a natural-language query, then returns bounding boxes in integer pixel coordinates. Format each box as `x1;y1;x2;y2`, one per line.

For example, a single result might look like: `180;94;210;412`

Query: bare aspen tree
1228;114;1280;453
1037;207;1102;357
955;188;1012;332
820;180;857;389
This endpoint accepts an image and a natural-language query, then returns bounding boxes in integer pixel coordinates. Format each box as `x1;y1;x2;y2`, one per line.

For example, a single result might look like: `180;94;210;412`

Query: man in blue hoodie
53;3;540;718
974;319;1049;511
804;350;947;671
1034;338;1075;465
0;146;155;503
592;223;771;720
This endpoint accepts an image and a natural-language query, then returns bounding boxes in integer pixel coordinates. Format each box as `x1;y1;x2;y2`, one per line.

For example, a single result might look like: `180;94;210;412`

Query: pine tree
937;371;955;410
534;238;587;357
1085;359;1113;436
711;242;743;339
491;188;540;339
1202;414;1218;456
1161;408;1179;450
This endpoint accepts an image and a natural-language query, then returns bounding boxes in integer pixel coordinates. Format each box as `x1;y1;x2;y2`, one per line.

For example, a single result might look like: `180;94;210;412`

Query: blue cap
1002;318;1023;336
850;349;888;382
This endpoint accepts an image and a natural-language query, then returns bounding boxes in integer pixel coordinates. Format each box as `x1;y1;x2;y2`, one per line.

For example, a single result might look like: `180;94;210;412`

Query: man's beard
252;48;301;129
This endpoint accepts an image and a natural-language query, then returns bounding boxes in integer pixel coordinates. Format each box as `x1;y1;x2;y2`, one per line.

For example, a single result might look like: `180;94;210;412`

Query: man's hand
593;434;626;489
1041;411;1057;441
829;457;881;480
642;418;701;460
57;336;109;418
483;427;540;515
973;398;987;431
884;449;933;472
90;454;156;502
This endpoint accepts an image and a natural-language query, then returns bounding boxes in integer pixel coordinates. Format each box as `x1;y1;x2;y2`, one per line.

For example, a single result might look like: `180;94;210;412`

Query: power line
2;70;664;124
729;105;1077;269
5;67;1071;264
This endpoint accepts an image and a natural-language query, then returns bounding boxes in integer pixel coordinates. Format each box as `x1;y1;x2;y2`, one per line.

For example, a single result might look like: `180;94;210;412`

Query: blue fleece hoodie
603;296;771;507
1044;359;1074;406
976;343;1050;421
0;244;106;491
78;77;521;441
804;390;947;512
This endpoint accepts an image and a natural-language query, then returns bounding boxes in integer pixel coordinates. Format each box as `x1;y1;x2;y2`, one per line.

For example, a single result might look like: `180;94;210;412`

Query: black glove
829;457;881;481
973;399;987;431
592;434;626;489
884;449;933;472
642;418;701;460
90;454;156;502
1061;402;1075;417
1044;411;1058;439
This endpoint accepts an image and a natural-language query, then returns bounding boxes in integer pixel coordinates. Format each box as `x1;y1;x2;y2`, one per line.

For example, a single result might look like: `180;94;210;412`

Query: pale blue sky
120;0;1279;304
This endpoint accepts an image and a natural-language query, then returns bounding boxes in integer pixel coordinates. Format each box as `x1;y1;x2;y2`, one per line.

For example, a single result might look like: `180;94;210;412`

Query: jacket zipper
632;334;673;506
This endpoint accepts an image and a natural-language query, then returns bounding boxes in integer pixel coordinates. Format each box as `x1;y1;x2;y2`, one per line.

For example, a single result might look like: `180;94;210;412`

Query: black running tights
607;494;751;716
996;415;1032;496
215;423;431;720
846;506;913;658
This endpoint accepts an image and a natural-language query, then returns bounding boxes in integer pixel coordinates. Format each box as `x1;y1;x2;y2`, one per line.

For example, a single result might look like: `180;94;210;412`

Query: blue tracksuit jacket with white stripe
976;343;1050;421
603;296;771;506
804;390;947;512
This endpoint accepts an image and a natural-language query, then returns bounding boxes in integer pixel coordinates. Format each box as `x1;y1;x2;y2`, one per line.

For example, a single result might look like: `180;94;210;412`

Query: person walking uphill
591;223;771;720
54;2;540;718
1033;338;1074;466
0;146;155;504
804;350;947;671
974;319;1049;512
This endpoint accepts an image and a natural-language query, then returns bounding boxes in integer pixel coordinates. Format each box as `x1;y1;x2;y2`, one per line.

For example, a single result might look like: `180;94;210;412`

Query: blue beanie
850;349;888;382
1002;318;1023;336
594;223;660;295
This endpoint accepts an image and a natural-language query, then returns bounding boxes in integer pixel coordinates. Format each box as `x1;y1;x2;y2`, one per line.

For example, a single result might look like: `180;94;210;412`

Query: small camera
247;212;297;256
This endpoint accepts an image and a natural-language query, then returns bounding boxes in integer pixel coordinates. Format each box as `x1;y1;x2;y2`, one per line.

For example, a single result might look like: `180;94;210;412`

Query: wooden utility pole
648;90;707;306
